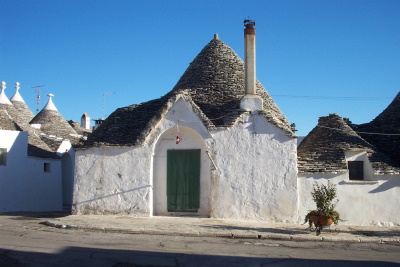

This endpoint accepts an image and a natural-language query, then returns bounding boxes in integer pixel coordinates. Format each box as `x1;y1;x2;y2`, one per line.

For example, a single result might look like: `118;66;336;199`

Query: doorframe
152;126;211;217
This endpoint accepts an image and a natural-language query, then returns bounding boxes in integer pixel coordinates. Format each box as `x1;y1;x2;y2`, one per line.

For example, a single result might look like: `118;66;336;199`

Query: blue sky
1;0;399;136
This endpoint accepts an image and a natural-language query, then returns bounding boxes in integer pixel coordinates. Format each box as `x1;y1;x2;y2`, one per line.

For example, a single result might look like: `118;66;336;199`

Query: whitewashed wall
298;167;400;226
210;114;299;222
25;157;62;211
0;130;62;212
73;96;298;222
0;130;29;211
73;145;154;215
73;98;211;216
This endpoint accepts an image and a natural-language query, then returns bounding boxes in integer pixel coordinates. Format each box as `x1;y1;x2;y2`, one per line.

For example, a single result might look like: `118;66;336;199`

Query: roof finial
0;81;12;105
42;93;58;111
214;33;219;40
10;81;26;103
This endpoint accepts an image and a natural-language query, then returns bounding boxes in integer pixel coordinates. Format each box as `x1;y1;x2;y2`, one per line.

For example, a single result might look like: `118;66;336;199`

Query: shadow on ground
1;246;398;266
0;211;71;220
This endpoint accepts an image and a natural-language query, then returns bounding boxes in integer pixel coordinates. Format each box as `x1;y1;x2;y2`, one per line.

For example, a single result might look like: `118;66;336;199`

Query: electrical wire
271;95;393;100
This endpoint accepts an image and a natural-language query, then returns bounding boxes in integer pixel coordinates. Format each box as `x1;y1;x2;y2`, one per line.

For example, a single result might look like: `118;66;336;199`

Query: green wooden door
167;150;201;212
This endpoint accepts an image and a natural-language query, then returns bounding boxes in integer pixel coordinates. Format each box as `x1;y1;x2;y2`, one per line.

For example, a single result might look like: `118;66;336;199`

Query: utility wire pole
31;85;45;114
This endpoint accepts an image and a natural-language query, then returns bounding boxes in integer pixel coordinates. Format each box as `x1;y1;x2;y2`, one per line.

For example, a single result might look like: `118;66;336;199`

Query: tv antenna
102;92;115;118
31;85;45;114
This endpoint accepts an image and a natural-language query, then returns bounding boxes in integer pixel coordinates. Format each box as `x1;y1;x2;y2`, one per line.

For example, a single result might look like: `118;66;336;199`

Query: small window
0;148;7;166
44;163;51;173
348;161;363;180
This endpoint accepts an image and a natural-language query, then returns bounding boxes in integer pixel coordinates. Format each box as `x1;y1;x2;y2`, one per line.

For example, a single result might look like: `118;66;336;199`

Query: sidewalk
45;215;400;243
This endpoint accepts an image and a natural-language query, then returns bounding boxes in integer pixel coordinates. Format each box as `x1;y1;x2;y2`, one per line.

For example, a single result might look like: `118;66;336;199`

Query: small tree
304;181;342;227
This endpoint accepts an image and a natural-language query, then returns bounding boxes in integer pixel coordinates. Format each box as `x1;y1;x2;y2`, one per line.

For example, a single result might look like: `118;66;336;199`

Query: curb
44;221;400;244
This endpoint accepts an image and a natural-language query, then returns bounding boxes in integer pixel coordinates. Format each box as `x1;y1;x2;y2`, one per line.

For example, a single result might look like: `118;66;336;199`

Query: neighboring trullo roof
30;94;81;144
82;35;294;148
0;109;22;131
298;114;399;174
351;92;400;164
10;82;34;123
0;84;59;159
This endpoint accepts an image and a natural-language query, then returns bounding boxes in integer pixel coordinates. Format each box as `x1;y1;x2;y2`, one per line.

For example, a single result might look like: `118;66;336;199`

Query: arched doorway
152;126;210;216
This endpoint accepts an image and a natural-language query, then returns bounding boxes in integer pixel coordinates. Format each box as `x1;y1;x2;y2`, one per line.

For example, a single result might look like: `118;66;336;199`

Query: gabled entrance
167;149;200;211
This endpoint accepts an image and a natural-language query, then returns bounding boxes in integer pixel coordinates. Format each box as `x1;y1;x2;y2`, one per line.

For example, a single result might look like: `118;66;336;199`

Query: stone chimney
240;20;263;111
81;113;91;129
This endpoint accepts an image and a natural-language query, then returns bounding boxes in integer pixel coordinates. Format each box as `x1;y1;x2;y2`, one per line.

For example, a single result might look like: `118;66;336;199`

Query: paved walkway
44;215;400;243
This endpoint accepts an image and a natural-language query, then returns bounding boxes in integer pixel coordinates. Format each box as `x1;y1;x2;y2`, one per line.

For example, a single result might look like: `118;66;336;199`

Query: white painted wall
73;98;211;216
210;114;299;222
0;129;62;212
0;130;29;211
73;146;153;215
298;158;400;226
25;157;62;211
73;96;299;222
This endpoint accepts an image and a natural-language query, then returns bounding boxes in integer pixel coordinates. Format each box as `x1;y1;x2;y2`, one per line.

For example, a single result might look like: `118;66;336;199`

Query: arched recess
152;126;210;216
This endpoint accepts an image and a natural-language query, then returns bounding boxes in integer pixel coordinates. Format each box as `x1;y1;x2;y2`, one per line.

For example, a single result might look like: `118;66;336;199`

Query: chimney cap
244;19;255;29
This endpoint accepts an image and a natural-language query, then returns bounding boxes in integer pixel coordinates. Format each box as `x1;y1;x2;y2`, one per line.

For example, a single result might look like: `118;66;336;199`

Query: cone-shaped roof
0;82;12;105
10;82;34;123
0;109;22;131
351;92;400;164
0;100;59;159
171;37;292;132
298;113;399;174
83;36;294;148
30;94;80;143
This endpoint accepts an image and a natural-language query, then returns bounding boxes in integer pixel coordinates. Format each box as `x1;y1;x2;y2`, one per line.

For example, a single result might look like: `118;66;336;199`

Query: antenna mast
102;92;115;118
31;85;45;114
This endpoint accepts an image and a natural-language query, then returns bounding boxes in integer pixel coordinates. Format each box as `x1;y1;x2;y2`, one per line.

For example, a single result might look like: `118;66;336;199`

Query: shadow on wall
368;178;400;193
74;185;152;205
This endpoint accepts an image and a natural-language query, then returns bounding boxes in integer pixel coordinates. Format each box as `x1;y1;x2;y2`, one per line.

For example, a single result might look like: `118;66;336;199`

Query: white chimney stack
81;113;91;129
240;20;263;111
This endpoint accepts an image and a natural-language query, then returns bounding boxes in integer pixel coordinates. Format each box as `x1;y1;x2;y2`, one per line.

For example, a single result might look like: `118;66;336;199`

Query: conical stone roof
171;37;292;132
0;102;59;159
0;109;22;131
10;83;34;124
298;113;399;174
351;92;400;164
30;95;80;143
83;36;294;148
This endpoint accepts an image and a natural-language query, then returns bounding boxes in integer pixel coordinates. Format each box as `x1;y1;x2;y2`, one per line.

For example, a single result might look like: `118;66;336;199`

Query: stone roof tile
0;103;59;159
298;113;400;174
0;109;22;131
351;92;400;164
30;108;81;145
82;36;294;148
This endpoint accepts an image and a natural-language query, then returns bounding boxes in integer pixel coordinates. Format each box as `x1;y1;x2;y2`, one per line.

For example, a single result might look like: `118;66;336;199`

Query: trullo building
73;21;298;222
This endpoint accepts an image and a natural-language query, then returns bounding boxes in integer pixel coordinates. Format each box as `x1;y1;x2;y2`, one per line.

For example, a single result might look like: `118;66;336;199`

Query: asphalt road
0;214;399;266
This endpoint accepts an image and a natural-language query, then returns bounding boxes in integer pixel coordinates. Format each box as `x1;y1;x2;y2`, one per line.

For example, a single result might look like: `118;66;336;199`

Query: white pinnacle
43;93;58;111
10;82;25;103
0;81;12;105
